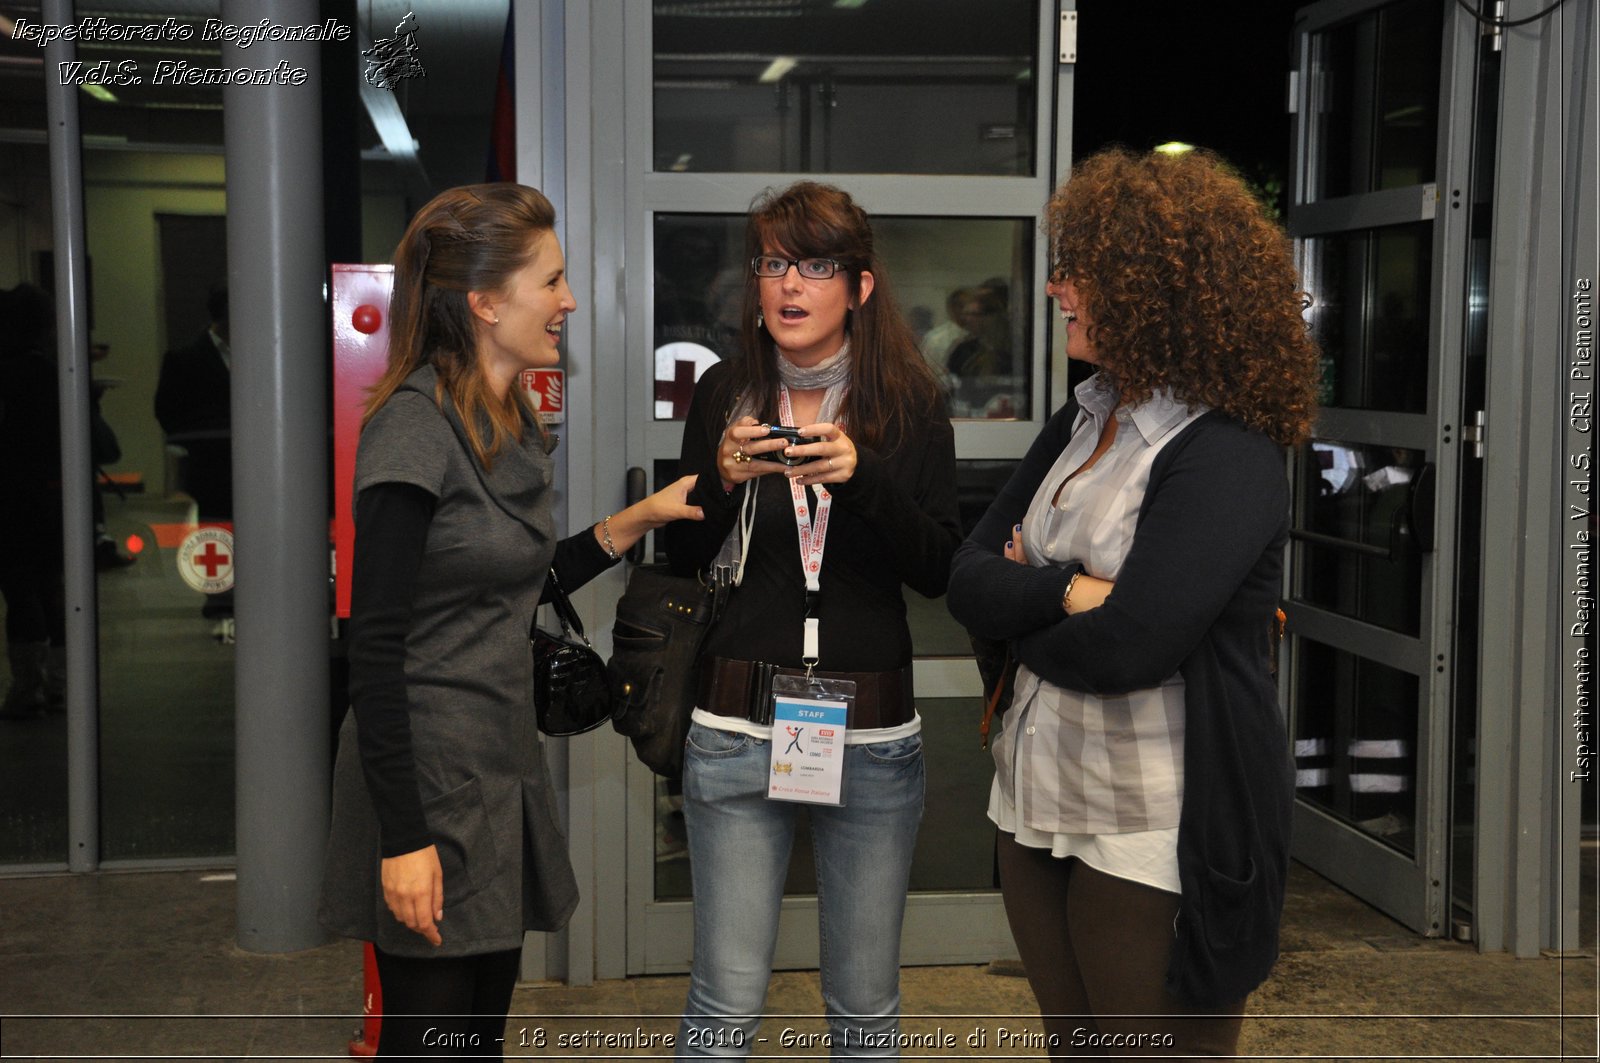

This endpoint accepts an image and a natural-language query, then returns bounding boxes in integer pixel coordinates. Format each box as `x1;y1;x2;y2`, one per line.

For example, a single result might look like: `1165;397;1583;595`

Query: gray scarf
733;338;852;428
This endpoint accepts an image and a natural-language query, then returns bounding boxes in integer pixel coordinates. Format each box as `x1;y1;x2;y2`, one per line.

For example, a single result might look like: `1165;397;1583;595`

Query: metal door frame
1283;0;1481;936
616;0;1077;976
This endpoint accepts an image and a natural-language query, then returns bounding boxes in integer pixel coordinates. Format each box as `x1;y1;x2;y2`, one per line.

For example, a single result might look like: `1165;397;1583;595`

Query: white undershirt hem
691;706;922;744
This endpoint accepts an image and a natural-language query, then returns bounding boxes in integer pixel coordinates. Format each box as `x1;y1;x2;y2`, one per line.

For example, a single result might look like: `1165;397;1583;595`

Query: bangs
750;208;861;267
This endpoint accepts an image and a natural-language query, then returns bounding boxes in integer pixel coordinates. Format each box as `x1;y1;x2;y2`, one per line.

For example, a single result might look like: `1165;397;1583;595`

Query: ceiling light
758;56;797;83
81;84;118;104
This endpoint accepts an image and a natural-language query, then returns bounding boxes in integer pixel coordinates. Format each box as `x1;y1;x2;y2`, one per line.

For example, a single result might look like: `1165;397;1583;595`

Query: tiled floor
0;859;1594;1061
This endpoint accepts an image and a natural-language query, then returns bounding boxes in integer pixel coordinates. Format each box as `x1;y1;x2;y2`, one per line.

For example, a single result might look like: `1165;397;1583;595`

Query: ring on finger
827;457;835;470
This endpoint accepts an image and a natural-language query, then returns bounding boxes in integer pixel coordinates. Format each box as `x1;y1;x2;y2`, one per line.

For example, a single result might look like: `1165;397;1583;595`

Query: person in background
917;286;976;375
666;180;960;1058
319;183;702;1058
947;147;1320;1058
155;286;232;524
90;341;135;571
0;284;65;718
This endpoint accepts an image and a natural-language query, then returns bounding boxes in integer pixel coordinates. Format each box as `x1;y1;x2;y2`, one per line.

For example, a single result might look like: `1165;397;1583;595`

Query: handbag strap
536;567;592;646
978;648;1010;751
707;475;757;590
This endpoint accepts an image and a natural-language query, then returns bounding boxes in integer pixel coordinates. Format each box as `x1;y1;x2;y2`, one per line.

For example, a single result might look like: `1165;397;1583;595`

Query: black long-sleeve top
348;482;614;856
665;361;960;675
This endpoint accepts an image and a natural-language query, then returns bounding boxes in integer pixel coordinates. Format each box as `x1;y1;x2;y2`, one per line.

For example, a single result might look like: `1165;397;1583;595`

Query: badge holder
767;673;856;806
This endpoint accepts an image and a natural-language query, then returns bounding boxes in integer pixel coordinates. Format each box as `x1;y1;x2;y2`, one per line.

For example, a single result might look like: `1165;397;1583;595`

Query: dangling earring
756;309;765;329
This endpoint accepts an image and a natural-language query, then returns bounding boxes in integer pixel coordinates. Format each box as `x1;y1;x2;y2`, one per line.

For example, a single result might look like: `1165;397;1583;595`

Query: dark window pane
0;644;68;861
1313;19;1360;201
1310;0;1442;200
1307;223;1432;412
653;0;1038;176
654;214;1034;421
1292;638;1419;856
1293;440;1426;636
654;216;747;420
1373;0;1443;188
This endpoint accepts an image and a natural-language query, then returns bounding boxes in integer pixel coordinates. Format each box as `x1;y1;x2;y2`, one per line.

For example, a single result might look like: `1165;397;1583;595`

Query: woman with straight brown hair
320;183;701;1058
666;181;961;1058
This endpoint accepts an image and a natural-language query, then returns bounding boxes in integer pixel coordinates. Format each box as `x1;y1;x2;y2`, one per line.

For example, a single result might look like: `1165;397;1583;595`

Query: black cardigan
946;396;1295;1007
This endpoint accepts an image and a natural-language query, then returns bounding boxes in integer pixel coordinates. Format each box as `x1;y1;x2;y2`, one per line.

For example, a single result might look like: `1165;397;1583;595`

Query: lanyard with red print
778;385;832;671
770;388;854;804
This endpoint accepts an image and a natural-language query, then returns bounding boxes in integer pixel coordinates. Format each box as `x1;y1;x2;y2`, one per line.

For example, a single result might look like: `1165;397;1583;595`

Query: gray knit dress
320;367;579;958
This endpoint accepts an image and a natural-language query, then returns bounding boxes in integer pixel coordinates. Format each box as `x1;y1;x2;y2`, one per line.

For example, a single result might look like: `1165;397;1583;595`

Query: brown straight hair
365;183;557;467
733;181;943;450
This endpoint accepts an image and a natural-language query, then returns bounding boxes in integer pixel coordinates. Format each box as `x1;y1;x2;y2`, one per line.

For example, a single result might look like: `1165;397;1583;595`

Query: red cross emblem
177;526;236;594
194;541;230;578
653;359;698;419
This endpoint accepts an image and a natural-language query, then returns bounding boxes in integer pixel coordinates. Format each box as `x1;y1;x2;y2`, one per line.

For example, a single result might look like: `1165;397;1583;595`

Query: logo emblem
177;526;235;594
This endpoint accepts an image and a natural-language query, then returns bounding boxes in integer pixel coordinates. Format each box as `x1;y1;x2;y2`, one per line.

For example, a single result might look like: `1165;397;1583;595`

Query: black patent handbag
531;568;618;737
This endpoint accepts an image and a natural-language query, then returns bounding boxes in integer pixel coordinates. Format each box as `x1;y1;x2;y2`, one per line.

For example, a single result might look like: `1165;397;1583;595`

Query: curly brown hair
1047;147;1319;446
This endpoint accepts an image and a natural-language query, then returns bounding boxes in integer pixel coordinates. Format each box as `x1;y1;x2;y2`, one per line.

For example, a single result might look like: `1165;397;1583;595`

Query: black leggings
374;945;521;1059
996;831;1245;1059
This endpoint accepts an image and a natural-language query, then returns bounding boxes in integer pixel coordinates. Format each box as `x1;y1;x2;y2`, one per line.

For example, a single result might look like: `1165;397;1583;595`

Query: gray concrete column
41;0;100;873
221;0;330;952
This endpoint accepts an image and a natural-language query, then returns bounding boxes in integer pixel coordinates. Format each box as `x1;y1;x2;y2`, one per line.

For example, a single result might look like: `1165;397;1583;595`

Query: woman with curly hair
947;147;1319;1057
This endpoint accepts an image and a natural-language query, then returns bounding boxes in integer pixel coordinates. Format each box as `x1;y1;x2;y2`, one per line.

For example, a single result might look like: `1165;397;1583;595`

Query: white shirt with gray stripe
988;375;1208;894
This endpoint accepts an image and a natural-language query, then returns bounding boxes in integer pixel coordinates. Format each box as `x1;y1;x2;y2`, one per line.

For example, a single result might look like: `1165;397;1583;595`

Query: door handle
1405;462;1436;553
1288;528;1393;560
624;466;647;564
1290;460;1436;562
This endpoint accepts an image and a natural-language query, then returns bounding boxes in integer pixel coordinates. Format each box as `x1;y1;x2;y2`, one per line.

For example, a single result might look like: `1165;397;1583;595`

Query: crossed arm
947;408;1288;697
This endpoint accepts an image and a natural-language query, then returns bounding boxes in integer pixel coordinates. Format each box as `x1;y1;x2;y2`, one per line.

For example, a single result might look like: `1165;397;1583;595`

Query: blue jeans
677;720;926;1059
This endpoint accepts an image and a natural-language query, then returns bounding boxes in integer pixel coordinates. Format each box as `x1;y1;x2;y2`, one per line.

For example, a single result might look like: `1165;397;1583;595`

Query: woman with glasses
665;181;961;1058
946;148;1320;1058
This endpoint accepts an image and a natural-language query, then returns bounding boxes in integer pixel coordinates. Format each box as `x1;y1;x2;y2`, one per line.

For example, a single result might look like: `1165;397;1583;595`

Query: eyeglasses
751;256;841;280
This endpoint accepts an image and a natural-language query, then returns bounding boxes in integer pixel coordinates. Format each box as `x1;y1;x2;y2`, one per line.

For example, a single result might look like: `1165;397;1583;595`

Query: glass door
622;0;1069;974
1284;0;1480;935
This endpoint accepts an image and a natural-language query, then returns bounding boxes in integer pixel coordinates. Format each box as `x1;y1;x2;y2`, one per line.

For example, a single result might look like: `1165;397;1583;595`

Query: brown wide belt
697;656;916;730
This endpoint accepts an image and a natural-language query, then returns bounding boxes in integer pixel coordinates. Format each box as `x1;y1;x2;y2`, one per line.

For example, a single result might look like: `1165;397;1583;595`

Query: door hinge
1059;10;1078;64
1287;70;1299;114
1462;410;1486;458
1489;1;1506;51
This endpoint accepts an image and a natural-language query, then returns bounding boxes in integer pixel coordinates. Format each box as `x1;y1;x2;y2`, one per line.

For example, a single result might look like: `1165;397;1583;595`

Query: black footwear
2;643;48;718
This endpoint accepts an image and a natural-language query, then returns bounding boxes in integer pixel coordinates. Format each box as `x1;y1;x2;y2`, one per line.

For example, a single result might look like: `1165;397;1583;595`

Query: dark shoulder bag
608;479;754;779
607;566;729;778
532;568;618;737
